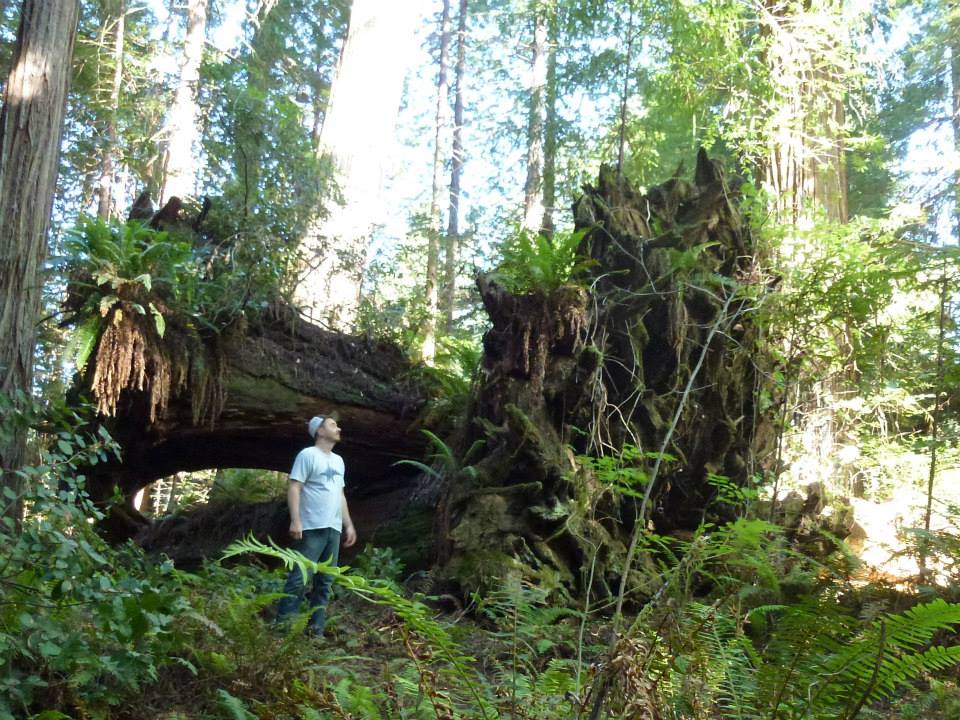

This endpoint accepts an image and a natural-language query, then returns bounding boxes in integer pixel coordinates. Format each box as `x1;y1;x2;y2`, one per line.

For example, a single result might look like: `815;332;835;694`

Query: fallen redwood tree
435;151;770;596
63;196;428;543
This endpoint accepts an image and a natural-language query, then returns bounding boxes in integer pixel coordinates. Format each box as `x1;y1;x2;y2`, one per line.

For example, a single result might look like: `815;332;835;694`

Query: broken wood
438;151;768;596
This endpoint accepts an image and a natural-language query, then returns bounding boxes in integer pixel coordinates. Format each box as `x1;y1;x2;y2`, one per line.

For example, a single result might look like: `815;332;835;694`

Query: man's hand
290;519;303;540
343;522;357;548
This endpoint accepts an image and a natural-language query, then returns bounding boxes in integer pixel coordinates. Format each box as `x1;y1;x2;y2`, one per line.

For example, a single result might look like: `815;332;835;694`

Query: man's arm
288;480;303;540
341;493;356;547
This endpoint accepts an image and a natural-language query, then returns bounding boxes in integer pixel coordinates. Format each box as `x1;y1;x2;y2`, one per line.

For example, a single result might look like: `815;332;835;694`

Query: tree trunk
442;0;467;331
616;0;635;174
235;0;283;217
0;0;80;520
758;0;851;502
952;23;960;235
423;0;452;364
760;1;849;225
541;1;558;235
295;0;420;329
522;1;548;233
162;0;207;202
96;0;125;220
76;302;428;541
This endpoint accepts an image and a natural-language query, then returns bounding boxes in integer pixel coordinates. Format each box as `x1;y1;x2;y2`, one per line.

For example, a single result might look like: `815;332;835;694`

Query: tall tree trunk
926;20;960;568
921;270;947;571
443;0;467;332
96;0;125;220
541;1;558;234
952;20;960;236
423;0;452;364
616;0;635;175
0;0;80;520
295;0;420;329
761;1;848;225
162;0;207;202
760;0;850;501
522;1;548;233
236;0;281;217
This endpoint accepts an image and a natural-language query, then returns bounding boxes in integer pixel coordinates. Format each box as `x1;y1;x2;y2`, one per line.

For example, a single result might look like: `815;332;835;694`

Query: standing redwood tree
442;0;468;330
0;0;81;515
423;0;452;364
295;0;420;328
96;0;125;220
521;0;549;233
162;0;207;202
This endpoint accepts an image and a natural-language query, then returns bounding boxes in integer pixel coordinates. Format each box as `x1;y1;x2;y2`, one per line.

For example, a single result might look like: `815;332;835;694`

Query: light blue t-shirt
289;446;346;531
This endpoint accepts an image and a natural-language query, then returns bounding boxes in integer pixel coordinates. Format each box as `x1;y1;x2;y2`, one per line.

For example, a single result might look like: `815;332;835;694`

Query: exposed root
91;306;172;422
88;303;227;427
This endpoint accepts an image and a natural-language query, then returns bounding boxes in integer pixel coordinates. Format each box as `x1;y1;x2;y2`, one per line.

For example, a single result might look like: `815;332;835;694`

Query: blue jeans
276;527;341;634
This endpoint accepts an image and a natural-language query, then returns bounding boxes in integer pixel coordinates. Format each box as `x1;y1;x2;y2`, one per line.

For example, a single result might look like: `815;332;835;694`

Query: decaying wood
70;195;429;542
82;303;427;509
438;151;768;596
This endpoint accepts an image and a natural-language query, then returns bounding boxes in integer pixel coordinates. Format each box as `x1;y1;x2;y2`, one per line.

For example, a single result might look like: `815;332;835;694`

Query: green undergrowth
5;410;960;718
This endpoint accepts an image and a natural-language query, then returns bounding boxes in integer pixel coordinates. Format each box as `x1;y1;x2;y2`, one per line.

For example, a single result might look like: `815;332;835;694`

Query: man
276;414;357;637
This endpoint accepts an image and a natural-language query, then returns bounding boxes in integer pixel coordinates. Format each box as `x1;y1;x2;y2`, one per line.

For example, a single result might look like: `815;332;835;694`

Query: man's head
308;415;341;444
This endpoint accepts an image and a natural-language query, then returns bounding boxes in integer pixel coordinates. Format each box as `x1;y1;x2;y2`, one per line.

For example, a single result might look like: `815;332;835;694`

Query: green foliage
394;429;484;485
0;407;190;720
578;444;678;499
208;469;287;505
62;218;194;334
351;544;406;586
59;216;289;349
591;516;960;720
222;535;498;719
422;337;482;402
491;227;594;294
754;207;960;497
473;578;583;718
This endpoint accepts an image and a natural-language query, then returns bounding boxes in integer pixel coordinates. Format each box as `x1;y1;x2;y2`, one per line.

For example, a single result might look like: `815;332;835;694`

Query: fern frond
217;689;257;720
222;535;498;720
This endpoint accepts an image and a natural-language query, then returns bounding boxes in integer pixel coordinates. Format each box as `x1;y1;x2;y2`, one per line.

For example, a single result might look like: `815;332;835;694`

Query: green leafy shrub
60;216;289;342
0;411;191;720
587;516;960;720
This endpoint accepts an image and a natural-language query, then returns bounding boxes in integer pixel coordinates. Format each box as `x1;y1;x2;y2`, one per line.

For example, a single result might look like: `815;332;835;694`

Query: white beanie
308;416;325;439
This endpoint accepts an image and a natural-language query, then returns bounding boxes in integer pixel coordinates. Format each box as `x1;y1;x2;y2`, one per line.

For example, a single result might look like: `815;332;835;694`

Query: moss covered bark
439;151;766;597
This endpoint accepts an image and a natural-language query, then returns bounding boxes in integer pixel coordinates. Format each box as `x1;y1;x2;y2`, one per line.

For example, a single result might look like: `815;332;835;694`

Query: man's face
318;418;342;442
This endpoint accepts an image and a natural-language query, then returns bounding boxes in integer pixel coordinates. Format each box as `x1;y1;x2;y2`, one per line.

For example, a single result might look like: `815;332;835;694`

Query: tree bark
423;0;452;364
0;0;80;519
96;0;125;220
443;0;467;331
757;0;851;505
760;0;849;225
616;0;635;175
162;0;207;202
541;1;558;235
295;0;420;329
522;0;548;233
951;13;960;235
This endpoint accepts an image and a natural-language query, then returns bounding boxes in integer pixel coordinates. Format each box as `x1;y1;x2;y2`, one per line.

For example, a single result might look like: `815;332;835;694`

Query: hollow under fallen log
79;303;428;541
65;195;429;544
437;150;769;596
